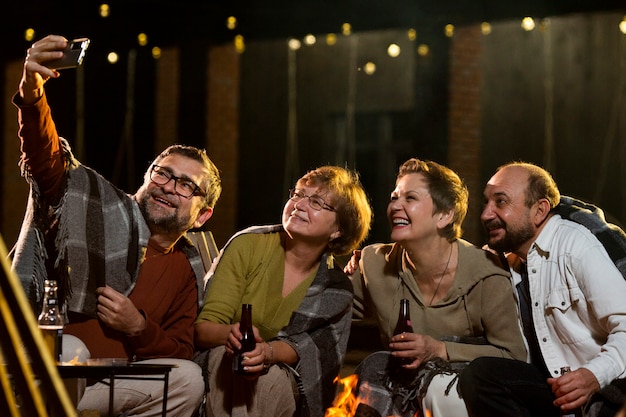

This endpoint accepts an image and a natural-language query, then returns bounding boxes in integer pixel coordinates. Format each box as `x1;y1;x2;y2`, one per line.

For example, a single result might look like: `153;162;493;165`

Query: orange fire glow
324;373;428;417
325;374;359;416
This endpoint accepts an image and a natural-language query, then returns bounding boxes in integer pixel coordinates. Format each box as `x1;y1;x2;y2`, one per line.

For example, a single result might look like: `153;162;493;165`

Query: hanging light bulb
25;28;35;42
226;16;237;30
444;24;455;37
521;17;536;31
387;43;400;58
234;35;245;54
288;38;301;51
304;34;316;46
99;4;110;18
137;33;148;46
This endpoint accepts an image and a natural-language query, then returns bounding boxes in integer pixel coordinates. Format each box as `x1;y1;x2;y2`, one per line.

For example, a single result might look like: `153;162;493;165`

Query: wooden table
57;362;175;417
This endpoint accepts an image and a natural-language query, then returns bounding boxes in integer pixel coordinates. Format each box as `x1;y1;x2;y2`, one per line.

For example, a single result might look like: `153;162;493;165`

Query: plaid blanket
12;138;206;317
556;195;626;279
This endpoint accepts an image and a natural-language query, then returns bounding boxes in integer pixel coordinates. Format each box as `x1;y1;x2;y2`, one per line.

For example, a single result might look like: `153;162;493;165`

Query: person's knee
169;359;205;402
459;358;490;398
62;334;91;362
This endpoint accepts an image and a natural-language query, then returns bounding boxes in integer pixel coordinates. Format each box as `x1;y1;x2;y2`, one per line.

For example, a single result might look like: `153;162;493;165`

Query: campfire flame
325;374;428;417
325;374;359;416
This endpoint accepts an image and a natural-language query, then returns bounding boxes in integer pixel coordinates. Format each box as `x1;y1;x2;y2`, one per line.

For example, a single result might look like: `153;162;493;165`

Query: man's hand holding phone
20;35;91;104
42;37;90;70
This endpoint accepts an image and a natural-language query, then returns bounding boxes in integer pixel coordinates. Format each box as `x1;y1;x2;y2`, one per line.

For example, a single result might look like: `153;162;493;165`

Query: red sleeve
13;92;67;202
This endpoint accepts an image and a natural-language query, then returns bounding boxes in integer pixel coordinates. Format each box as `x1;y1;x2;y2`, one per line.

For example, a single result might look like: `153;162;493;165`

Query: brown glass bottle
37;279;64;363
559;367;584;417
232;304;255;375
391;298;413;367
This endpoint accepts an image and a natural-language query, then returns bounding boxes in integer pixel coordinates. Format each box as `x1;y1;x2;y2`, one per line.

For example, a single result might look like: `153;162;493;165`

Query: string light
288;38;301;51
20;10;625;65
444;24;455;37
387;43;400;57
363;61;376;75
521;17;536;31
304;34;316;46
137;33;148;46
24;28;35;42
99;4;110;18
107;51;119;64
234;34;245;54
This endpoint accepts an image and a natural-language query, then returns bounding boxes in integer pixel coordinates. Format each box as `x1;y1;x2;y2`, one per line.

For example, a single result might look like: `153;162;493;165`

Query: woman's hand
389;332;448;368
225;323;261;355
343;250;362;275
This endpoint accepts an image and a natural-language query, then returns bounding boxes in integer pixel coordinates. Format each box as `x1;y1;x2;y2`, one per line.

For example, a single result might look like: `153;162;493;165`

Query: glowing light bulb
445;24;455;37
99;4;110;18
387;43;400;58
288;38;301;50
521;17;536;31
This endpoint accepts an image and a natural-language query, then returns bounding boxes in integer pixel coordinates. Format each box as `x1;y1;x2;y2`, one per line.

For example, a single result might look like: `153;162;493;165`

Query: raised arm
15;35;72;202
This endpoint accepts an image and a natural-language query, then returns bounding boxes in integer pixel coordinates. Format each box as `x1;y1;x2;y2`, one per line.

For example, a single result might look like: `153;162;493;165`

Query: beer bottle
37;279;64;363
232;304;255;374
391;298;413;367
559;366;584;417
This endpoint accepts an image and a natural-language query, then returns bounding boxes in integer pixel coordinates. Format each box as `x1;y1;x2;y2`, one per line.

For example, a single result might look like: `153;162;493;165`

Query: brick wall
154;47;180;155
447;24;484;245
205;44;240;248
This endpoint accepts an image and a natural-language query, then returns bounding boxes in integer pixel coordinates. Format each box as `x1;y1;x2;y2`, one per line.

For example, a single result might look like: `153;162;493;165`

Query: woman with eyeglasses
343;158;526;417
195;165;372;417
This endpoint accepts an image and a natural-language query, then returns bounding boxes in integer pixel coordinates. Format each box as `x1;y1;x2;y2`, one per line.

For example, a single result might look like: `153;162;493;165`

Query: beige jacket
351;239;527;362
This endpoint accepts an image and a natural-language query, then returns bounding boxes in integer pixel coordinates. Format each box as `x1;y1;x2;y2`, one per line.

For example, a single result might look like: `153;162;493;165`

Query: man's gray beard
138;193;189;235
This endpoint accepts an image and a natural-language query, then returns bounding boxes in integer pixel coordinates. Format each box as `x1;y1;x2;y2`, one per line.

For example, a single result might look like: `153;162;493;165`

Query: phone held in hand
44;38;91;70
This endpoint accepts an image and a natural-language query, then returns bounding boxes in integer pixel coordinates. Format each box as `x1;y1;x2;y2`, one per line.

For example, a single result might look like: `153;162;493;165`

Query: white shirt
509;214;626;387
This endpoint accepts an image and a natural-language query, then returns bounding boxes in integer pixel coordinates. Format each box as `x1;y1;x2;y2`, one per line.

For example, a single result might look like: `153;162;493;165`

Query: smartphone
44;38;91;70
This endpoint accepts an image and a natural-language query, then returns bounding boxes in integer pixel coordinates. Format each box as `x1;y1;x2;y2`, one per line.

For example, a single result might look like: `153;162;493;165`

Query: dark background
2;1;625;248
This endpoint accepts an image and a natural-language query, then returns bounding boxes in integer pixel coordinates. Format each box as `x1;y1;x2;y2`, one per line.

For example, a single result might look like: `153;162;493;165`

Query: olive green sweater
350;239;527;362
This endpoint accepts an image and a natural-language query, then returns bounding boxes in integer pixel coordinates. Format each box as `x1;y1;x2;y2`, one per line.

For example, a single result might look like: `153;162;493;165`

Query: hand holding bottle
549;366;598;416
390;332;447;368
389;299;447;368
231;304;265;376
